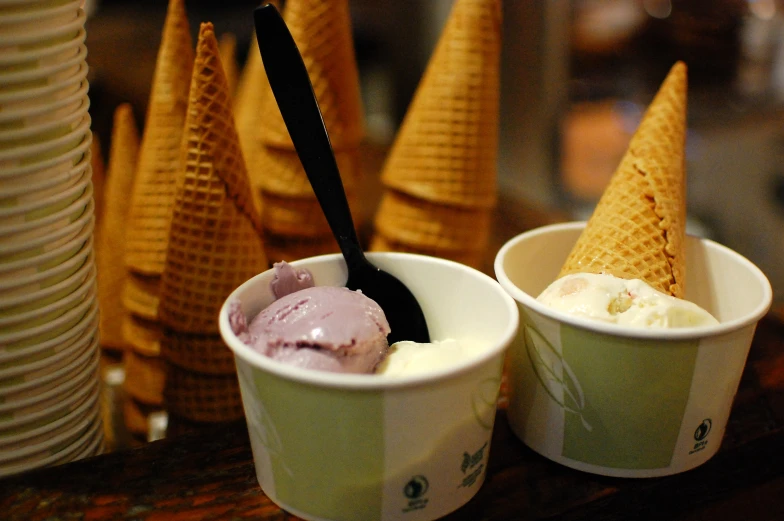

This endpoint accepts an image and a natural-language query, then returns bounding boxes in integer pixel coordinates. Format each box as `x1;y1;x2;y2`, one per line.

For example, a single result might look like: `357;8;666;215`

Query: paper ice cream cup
0;0;81;27
0;43;85;95
0;89;88;143
0;113;89;168
493;222;772;478
0;167;89;227
220;252;519;521
0;7;85;50
0;62;86;114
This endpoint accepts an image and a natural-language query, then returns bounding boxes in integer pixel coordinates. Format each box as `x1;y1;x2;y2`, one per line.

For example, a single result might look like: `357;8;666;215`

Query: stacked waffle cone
251;0;364;262
125;0;193;277
96;103;139;352
157;22;265;424
558;62;688;298
119;0;192;439
370;0;501;271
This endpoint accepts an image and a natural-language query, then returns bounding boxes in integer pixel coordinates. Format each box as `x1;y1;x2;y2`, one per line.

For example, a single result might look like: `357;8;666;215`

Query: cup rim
0;59;87;105
0;141;89;196
0;256;94;344
0;6;85;46
0;86;88;143
0;26;85;66
0;380;100;459
0;112;89;162
0;209;92;275
0;225;92;290
0;124;90;177
0;331;95;392
0;164;89;219
0;0;81;25
0;73;87;123
0;267;95;328
0;335;96;413
0;198;92;259
0;401;99;466
219;252;520;390
0;299;96;364
0;42;85;85
494;221;773;340
0;362;98;446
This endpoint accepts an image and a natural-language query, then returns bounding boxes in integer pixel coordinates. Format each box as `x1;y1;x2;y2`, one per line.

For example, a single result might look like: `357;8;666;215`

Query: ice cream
376;339;482;377
537;273;718;328
231;262;490;375
536;62;720;329
269;261;314;299
232;263;390;373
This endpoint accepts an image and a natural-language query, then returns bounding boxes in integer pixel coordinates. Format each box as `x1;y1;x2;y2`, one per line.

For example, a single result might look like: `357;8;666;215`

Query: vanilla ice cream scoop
376;339;485;376
537;273;719;328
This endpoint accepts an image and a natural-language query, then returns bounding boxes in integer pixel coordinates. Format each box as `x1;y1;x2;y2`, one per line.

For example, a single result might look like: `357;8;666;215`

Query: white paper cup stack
0;0;103;477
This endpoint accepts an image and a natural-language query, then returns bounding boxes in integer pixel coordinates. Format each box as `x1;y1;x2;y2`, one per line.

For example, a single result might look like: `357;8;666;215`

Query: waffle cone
158;23;267;335
259;0;364;150
97;103;139;351
369;233;484;270
123;350;166;406
123;397;164;437
262;189;360;238
380;0;501;209
263;232;339;264
258;143;362;198
125;0;193;276
558;62;688;298
161;330;236;375
122;314;163;357
122;272;160;321
90;135;106;226
164;364;244;423
218;31;238;96
234;35;268;215
373;190;491;252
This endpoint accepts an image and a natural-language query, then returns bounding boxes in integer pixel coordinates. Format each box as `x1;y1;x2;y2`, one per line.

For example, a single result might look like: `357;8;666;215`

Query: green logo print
472;377;500;430
694;419;711;441
402;475;429;513
459;442;487;488
524;324;592;432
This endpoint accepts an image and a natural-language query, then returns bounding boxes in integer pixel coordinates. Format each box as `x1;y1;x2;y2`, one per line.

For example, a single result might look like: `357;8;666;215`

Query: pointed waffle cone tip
234;35;266;214
158;22;267;334
125;0;193;276
380;0;501;209
558;61;688;298
259;0;364;150
98;103;140;349
218;31;238;96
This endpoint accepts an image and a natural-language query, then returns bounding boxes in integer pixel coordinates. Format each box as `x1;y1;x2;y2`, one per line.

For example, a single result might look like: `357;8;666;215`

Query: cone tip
114;102;134;121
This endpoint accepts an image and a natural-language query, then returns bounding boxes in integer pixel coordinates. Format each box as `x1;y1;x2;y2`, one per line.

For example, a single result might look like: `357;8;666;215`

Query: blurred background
83;0;784;300
82;0;784;446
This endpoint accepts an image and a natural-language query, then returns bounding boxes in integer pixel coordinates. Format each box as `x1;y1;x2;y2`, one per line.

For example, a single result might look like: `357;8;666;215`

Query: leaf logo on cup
523;324;593;432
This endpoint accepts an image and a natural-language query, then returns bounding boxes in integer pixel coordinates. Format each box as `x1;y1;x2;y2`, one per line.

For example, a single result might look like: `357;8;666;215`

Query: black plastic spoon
254;3;430;344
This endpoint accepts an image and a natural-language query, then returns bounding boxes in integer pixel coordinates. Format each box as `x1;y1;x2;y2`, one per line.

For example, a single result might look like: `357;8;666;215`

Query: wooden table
1;312;783;521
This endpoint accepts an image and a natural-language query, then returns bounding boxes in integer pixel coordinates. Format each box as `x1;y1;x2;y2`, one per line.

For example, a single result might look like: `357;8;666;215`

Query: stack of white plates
0;0;103;477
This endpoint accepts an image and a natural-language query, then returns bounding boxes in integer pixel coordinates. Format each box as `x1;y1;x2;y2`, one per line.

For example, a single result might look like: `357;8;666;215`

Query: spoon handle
254;4;364;269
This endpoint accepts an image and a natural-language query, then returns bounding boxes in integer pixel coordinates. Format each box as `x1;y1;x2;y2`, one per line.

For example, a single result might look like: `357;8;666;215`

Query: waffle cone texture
97;103;139;350
558;61;688;298
259;0;363;150
125;0;193;276
158;22;267;335
379;0;501;209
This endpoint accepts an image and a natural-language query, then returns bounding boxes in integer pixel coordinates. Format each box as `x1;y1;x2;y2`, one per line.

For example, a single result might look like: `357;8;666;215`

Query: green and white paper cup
220;252;519;521
494;222;772;478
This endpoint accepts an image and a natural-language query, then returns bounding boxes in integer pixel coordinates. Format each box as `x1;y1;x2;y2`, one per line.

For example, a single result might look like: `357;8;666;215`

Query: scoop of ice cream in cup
494;222;772;477
219;252;519;521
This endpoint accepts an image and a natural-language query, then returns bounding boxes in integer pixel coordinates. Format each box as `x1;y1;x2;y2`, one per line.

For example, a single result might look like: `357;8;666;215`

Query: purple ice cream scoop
231;262;391;374
270;261;314;298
